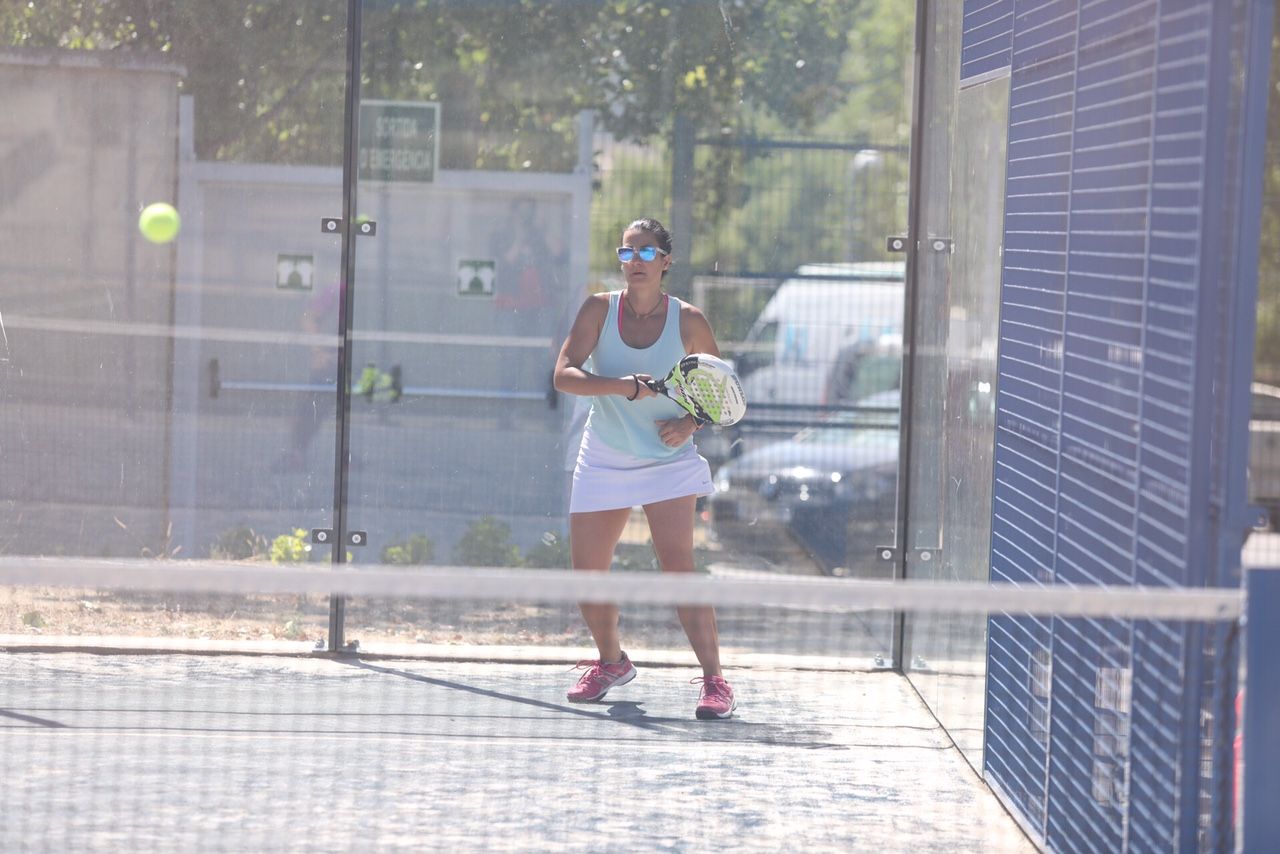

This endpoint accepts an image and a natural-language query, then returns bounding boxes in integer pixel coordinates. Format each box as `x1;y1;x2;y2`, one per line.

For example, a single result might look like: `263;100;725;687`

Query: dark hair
623;218;673;255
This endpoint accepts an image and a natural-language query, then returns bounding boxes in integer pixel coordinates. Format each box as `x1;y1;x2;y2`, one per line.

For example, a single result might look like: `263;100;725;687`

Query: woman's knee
569;508;631;569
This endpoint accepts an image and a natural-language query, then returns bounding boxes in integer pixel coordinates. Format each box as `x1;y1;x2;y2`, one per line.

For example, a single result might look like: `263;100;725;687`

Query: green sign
276;254;314;291
358;100;440;183
457;259;496;297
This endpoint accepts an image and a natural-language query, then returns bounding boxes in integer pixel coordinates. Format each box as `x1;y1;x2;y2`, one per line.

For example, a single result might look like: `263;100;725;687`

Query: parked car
1250;382;1280;526
734;262;904;408
707;390;900;576
824;336;903;407
710;370;1280;574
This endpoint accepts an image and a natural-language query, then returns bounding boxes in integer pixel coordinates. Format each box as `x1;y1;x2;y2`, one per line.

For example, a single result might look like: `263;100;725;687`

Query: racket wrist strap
626;376;640;401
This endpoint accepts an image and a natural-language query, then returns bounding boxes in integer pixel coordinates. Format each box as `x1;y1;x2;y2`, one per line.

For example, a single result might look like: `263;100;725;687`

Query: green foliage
523;531;571;569
270;528;310;565
210;526;269;561
1;0;877;169
22;611;46;628
585;0;913;282
453;516;522;567
4;0;917;330
688;0;914;274
1255;27;1280;382
2;2;348;165
381;534;436;566
818;0;916;142
590;147;670;278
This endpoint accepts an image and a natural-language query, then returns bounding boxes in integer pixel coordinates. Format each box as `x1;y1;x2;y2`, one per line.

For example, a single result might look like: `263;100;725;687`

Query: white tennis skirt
570;426;714;514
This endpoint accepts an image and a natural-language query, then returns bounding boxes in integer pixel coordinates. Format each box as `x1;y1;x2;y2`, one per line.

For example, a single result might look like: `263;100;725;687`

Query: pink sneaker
567;652;636;702
693;675;736;720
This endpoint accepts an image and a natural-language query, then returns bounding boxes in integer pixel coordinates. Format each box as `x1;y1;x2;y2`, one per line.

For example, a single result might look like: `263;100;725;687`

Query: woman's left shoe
692;675;736;720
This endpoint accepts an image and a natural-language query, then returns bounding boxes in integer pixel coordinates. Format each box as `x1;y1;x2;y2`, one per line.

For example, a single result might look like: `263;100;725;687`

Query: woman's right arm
554;294;655;399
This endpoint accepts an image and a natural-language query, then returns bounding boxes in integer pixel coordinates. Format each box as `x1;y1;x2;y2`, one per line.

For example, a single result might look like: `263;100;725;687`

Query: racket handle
643;378;663;393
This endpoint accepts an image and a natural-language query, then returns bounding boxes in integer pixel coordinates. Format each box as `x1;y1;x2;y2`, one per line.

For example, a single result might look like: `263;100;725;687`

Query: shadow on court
0;651;1033;852
347;659;845;746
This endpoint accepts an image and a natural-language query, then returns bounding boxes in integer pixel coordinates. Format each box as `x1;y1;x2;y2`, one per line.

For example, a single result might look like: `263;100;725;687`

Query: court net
0;558;1245;852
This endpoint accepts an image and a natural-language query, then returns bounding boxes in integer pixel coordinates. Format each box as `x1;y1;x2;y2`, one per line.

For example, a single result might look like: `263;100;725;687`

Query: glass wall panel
900;3;1008;769
342;1;915;658
2;7;347;640
3;2;920;660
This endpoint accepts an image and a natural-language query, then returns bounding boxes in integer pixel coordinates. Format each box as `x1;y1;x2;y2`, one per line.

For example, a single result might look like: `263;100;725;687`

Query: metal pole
1178;0;1246;843
327;0;364;653
1209;0;1274;844
890;0;934;671
668;112;695;301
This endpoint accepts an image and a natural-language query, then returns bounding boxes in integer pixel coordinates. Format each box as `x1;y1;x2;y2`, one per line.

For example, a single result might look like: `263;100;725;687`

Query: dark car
1250;382;1280;526
707;390;900;576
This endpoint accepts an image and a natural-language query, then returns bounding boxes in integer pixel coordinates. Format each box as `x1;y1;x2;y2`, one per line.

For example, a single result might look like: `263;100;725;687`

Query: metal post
668;112;695;301
1243;566;1280;850
1179;0;1257;843
327;0;364;653
124;85;142;420
1209;0;1273;844
889;0;934;671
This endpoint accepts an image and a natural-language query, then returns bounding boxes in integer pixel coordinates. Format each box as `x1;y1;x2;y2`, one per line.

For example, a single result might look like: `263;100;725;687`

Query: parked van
734;262;905;408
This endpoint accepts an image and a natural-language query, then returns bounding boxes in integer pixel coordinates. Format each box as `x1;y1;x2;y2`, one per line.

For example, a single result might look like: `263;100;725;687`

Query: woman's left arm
680;304;721;358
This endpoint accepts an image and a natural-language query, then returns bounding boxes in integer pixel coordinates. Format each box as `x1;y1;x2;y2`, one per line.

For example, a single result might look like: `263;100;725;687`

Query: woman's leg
569;507;633;662
643;495;722;677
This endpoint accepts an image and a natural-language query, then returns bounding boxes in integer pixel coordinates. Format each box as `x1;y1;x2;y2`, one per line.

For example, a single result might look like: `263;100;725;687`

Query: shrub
382;534;435;565
523;531;571;569
210;526;269;560
270;528;310;564
453;516;522;567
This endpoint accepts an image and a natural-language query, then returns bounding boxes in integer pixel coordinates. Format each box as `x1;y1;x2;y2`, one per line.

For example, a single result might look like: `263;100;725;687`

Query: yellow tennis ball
138;202;181;244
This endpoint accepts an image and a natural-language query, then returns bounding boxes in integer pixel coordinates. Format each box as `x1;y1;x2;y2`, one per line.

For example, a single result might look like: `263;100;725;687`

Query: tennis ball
138;202;181;244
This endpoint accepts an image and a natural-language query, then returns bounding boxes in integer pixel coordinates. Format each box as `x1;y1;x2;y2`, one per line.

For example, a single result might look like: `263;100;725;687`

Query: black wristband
626;376;640;401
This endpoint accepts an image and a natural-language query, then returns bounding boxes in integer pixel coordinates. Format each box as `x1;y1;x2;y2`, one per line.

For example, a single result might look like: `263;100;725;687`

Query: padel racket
645;353;747;426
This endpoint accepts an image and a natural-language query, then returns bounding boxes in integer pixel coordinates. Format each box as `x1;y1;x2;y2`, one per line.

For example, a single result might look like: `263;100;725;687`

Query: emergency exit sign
358;100;440;183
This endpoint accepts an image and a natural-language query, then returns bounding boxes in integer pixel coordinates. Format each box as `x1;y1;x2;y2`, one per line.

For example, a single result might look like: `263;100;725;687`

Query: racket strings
678;368;731;422
668;353;745;426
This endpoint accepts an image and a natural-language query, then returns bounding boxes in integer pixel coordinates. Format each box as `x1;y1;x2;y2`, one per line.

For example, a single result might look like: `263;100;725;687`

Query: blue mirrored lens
617;246;659;262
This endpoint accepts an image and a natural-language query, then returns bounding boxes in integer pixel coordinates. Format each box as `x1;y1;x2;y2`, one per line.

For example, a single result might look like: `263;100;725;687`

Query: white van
734;262;905;407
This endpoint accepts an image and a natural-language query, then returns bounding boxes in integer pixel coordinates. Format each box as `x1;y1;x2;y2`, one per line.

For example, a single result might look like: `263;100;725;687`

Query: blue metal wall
961;0;1014;83
974;0;1269;849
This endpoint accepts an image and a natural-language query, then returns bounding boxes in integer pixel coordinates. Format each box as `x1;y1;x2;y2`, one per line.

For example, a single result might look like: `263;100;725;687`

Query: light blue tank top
586;292;689;459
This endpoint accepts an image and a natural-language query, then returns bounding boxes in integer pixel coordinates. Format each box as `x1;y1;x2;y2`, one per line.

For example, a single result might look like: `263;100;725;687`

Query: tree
3;0;870;169
2;2;349;164
1255;24;1280;381
3;1;915;280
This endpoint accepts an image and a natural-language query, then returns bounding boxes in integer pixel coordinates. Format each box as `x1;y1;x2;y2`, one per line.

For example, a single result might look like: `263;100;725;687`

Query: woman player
552;217;735;720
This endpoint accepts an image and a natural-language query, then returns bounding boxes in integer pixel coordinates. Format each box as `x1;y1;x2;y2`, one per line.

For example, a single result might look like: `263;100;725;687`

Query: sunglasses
616;245;669;263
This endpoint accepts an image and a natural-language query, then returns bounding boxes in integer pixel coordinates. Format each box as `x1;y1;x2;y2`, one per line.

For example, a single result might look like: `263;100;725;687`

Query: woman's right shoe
567;652;636;702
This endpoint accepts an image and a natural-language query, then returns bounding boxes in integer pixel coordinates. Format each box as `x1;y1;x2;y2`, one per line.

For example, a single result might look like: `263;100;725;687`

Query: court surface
1;648;1031;852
